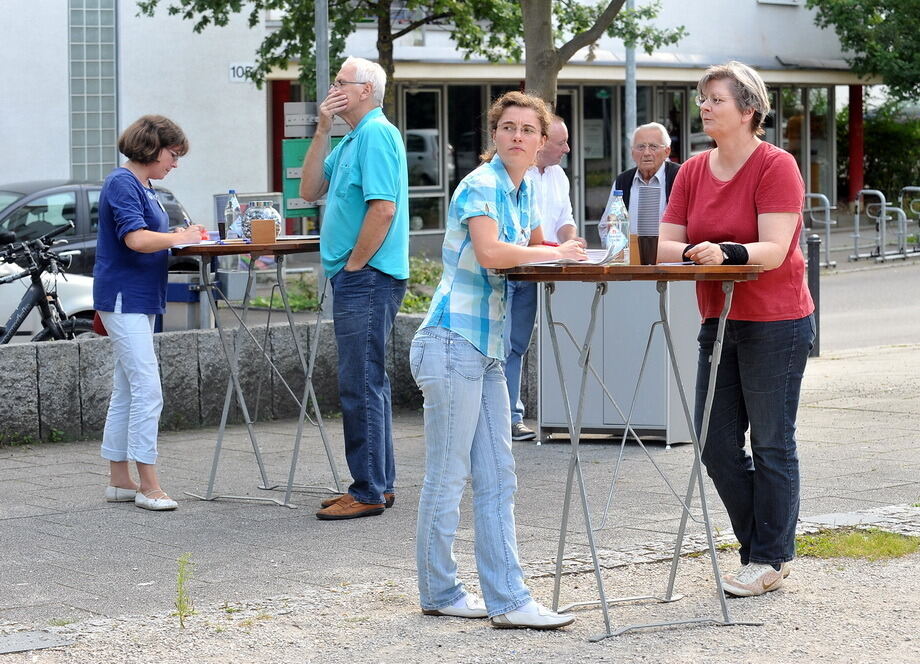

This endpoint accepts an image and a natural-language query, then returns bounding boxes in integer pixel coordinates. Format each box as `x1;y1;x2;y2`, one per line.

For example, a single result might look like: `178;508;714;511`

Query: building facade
1;0;867;242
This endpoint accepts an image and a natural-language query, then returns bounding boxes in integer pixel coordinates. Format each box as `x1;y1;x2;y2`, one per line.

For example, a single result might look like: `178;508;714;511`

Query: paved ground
2;222;920;660
0;345;920;662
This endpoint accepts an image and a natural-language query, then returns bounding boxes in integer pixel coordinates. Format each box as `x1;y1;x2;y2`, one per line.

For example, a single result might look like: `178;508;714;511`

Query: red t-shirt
662;142;814;322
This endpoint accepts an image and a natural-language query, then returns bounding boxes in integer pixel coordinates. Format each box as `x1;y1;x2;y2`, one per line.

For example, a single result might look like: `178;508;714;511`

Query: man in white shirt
506;116;584;441
612;122;680;264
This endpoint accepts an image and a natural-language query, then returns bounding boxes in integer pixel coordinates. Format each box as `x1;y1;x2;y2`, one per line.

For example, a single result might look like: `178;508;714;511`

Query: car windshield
0;191;25;215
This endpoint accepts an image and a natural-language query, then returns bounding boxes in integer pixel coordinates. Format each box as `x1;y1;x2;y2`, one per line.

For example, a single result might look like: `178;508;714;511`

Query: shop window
583;86;614;245
447;86;485;193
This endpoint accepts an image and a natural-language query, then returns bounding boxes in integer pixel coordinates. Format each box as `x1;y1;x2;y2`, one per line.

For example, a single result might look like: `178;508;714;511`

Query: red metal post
848;85;864;202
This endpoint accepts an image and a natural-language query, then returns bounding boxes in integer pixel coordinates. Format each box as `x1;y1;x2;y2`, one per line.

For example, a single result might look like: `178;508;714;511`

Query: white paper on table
519;244;627;267
172;240;221;249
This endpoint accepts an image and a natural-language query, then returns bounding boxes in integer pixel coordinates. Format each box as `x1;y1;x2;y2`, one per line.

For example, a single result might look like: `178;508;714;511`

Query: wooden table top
172;238;320;258
497;263;764;283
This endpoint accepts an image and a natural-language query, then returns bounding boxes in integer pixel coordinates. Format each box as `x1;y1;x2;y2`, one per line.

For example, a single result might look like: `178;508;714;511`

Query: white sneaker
105;486;137;502
722;563;784;597
422;593;488;618
135;490;178;511
491;600;575;630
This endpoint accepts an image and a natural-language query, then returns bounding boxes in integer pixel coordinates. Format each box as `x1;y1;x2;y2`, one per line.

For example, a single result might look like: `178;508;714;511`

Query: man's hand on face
318;87;349;131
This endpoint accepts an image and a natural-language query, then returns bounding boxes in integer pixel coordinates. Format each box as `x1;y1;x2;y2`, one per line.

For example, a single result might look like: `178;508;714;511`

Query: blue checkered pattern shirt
420;155;541;359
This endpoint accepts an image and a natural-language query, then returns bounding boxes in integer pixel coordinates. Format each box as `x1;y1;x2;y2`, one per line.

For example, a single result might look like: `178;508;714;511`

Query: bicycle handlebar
0;222;75;277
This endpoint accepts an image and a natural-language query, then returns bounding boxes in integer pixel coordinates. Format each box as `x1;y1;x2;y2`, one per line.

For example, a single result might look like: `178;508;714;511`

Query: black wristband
681;243;696;262
719;243;749;265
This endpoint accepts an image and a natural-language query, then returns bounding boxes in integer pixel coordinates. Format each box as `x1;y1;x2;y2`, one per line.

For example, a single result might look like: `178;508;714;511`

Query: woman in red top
659;61;815;597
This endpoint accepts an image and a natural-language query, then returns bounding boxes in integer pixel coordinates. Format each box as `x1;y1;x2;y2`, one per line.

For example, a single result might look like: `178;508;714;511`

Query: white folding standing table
500;263;763;641
173;240;342;508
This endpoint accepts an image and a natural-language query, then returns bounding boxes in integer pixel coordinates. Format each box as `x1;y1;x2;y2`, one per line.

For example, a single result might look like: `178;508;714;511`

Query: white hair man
299;56;409;520
612;121;681;263
506;116;585;441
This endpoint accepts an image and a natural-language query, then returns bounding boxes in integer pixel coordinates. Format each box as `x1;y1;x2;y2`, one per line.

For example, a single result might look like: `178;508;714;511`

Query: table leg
657;280;761;630
189;260;271;502
187;261;282;505
545;282;613;635
278;268;343;506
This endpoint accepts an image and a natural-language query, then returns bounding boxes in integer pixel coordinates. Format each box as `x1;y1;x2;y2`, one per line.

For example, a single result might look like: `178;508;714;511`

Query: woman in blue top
411;92;586;630
95;115;205;511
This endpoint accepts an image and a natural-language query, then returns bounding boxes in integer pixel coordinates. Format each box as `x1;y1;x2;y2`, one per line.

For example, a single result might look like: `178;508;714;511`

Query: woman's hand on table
171;226;205;245
557;239;588;262
684;241;724;265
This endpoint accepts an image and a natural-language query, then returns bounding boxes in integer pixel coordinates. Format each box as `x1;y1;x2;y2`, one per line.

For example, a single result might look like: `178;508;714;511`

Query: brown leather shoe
316;494;385;520
320;492;395;509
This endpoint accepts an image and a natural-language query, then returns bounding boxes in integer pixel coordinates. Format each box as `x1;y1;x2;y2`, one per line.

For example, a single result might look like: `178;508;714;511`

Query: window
70;0;118;181
0;192;78;241
404;90;443;188
88;189;101;231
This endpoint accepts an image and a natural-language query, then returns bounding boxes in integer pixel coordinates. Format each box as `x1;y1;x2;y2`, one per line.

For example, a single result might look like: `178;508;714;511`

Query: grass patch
173;553;195;628
796;528;920;561
0;432;38;447
48;618;75;627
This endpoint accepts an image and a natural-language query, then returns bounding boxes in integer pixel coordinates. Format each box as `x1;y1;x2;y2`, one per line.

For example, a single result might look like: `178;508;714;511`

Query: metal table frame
173;241;342;508
503;263;762;641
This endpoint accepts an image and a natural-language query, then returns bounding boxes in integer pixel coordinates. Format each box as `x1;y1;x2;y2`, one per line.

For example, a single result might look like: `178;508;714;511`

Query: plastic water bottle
603;190;630;263
224;189;242;238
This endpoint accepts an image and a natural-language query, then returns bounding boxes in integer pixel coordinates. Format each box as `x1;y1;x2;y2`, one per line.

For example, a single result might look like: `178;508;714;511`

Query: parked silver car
0;179;198;276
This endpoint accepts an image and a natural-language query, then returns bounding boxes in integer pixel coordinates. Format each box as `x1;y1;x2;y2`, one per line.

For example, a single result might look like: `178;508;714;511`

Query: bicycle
0;222;95;343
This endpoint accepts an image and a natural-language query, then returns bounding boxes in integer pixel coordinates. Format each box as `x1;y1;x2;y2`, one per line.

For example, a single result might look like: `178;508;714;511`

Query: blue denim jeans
331;266;407;504
503;280;538;424
695;315;815;567
410;326;532;617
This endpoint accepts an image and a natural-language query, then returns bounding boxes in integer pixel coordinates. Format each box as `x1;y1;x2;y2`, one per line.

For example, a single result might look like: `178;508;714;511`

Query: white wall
118;1;270;226
0;1;71;184
370;0;847;70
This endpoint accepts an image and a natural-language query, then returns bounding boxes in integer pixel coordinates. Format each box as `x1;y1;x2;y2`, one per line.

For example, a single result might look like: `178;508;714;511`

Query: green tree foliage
137;1;684;109
517;0;685;104
836;100;920;201
137;0;523;114
806;0;920;100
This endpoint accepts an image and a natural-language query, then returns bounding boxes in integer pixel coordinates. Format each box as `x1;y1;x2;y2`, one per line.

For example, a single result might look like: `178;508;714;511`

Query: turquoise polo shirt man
320;106;409;280
299;56;409;521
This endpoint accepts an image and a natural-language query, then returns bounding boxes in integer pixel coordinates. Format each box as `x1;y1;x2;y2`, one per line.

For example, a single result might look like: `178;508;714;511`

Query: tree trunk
520;0;561;107
376;1;397;119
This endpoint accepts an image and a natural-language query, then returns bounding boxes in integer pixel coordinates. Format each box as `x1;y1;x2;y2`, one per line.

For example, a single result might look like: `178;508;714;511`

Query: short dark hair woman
658;62;815;596
95;115;205;511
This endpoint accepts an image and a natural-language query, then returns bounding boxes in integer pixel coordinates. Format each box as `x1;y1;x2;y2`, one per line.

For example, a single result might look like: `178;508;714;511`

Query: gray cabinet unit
537;280;700;445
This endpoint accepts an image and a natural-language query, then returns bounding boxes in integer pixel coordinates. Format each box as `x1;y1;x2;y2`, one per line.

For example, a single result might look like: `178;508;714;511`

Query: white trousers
98;296;162;465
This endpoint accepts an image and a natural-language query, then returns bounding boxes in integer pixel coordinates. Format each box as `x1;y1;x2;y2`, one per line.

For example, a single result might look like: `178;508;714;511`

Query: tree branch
391;12;453;40
557;0;627;63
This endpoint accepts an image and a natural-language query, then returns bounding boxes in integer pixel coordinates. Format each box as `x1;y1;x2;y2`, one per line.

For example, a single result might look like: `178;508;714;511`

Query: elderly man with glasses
613;122;681;264
300;56;409;520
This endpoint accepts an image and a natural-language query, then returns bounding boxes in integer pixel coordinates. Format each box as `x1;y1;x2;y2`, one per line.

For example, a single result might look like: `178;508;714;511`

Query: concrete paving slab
0;343;918;640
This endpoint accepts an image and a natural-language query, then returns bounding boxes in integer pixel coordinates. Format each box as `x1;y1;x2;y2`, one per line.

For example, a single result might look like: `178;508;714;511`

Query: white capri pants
98;294;163;465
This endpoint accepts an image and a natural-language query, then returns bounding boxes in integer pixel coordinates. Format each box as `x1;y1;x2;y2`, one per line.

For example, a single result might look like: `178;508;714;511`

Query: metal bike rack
803;193;836;268
899;186;920;254
851;189;917;262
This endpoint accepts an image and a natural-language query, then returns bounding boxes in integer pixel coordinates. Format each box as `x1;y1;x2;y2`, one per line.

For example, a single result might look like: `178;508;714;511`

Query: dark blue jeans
331;266;407;504
695;315;815;567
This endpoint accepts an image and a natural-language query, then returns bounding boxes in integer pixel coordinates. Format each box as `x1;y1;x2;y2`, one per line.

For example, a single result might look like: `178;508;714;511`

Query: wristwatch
721;247;730;264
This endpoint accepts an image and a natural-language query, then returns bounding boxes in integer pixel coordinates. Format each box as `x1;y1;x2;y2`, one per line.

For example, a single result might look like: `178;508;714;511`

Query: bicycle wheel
31;318;97;342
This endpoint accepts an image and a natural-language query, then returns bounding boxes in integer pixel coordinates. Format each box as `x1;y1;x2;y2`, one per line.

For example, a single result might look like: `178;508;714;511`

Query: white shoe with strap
135;489;178;511
105;486;137;502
